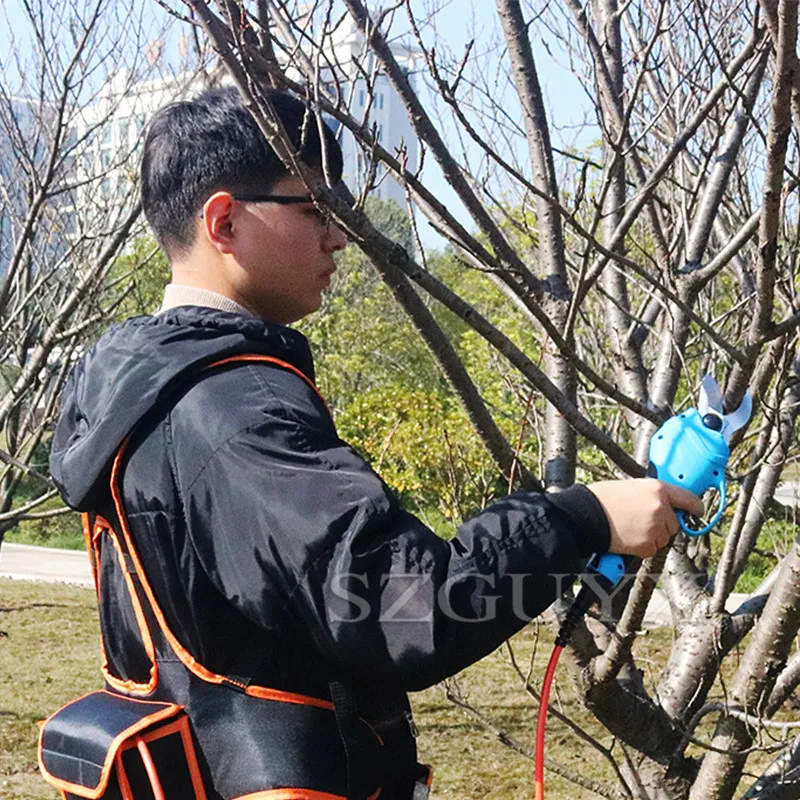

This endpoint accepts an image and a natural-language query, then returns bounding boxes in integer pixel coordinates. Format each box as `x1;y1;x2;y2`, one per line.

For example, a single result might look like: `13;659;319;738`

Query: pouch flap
38;690;183;799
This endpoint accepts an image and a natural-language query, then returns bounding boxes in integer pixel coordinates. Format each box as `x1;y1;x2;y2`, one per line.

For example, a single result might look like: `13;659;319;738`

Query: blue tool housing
585;552;626;587
591;406;732;587
648;408;728;536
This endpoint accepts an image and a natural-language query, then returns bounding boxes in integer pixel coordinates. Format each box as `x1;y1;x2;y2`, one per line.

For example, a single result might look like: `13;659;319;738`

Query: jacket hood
50;307;315;511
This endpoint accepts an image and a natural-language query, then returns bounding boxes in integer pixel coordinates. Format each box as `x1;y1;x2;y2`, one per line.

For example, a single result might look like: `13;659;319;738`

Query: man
50;87;702;800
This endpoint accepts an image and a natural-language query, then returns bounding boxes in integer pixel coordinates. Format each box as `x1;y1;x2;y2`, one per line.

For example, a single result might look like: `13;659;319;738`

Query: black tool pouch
38;690;207;800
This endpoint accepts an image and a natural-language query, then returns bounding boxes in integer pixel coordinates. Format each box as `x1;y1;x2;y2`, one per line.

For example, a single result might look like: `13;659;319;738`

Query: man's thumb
663;483;705;517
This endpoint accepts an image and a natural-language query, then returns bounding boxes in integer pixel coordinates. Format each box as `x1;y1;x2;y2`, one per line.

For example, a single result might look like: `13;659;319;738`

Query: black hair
140;86;343;256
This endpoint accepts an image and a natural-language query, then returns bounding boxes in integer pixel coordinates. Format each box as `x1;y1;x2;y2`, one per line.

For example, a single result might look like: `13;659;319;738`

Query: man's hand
587;479;705;559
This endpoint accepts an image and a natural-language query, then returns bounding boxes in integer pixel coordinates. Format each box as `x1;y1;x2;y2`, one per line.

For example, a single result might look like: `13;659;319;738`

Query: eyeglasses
232;194;313;205
232;193;332;230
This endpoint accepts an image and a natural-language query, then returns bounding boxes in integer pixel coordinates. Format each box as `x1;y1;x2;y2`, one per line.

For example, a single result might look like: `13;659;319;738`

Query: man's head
140;86;348;324
141;86;342;256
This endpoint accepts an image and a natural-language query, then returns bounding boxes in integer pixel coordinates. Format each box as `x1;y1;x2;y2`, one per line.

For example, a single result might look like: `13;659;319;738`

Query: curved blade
699;374;724;416
721;390;753;444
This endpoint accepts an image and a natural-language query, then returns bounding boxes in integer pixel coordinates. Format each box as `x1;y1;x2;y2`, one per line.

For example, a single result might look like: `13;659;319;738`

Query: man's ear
201;192;236;254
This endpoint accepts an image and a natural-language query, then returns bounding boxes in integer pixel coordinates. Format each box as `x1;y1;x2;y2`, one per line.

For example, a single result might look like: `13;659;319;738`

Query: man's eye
305;208;327;225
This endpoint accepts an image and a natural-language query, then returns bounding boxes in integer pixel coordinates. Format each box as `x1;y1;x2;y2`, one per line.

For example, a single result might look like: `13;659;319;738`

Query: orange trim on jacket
208;354;331;417
108;355;337;711
91;518;158;695
82;513;97;590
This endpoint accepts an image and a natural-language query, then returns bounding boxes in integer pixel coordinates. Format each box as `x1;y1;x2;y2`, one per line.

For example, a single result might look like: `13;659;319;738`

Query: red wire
534;644;564;800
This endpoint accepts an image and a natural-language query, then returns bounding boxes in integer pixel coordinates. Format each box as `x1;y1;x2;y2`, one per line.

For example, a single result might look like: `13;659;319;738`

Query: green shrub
734;517;796;593
5;498;84;550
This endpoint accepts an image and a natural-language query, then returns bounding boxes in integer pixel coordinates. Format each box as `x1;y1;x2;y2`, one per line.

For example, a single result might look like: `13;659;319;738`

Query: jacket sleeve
177;373;610;691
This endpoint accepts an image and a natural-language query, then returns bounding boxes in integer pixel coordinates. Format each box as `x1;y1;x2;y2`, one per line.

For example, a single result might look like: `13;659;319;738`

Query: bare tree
0;0;216;541
152;0;800;797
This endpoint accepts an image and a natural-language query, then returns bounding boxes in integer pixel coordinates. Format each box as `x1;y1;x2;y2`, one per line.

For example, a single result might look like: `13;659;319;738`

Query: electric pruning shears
534;375;753;800
588;374;753;588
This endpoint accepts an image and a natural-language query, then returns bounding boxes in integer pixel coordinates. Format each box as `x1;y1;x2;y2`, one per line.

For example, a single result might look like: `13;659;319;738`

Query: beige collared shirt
158;284;253;317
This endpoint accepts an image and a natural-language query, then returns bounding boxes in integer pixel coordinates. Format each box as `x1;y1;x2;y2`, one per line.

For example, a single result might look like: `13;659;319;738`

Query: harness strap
329;679;366;800
104;353;335;709
358;688;426;800
101;353;387;797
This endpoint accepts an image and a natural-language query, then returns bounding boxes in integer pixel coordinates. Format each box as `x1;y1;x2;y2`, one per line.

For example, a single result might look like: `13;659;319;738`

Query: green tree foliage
105;235;171;322
302;199;543;527
5;237;170;550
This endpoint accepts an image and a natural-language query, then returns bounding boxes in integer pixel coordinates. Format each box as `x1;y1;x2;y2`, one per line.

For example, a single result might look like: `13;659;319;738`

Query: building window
62;211;77;236
61;154;76;180
99;176;114;200
378;93;384;110
359;90;365;107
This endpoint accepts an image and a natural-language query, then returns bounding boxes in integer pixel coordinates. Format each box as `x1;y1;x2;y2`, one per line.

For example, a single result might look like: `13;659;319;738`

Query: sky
0;0;594;250
396;0;596;247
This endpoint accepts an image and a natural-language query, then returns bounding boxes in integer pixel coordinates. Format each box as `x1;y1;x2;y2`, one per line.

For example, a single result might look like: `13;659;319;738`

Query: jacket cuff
546;484;611;557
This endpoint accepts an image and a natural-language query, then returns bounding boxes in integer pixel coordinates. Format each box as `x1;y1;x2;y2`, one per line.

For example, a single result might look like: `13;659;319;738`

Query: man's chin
288;297;322;323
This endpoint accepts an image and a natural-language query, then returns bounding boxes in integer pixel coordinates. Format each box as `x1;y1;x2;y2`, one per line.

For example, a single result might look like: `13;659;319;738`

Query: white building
320;14;420;206
70;68;205;222
72;16;419;215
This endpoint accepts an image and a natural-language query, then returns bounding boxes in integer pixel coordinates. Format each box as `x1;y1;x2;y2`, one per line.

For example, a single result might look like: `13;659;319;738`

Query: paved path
642;588;748;627
0;541;754;626
4;482;797;599
0;542;93;588
774;481;800;508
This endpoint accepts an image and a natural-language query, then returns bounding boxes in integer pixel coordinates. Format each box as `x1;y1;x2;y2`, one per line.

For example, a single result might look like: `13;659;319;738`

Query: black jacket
50;306;611;792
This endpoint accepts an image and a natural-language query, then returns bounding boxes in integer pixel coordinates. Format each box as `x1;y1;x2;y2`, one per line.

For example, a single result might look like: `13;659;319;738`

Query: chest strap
102;353;336;708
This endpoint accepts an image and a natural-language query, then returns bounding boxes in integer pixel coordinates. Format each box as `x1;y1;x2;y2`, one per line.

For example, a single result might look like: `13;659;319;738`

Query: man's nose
324;221;348;252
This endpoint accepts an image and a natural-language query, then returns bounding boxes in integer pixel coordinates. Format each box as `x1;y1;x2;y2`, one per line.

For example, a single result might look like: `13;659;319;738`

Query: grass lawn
0;579;101;800
0;577;784;800
0;577;654;800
